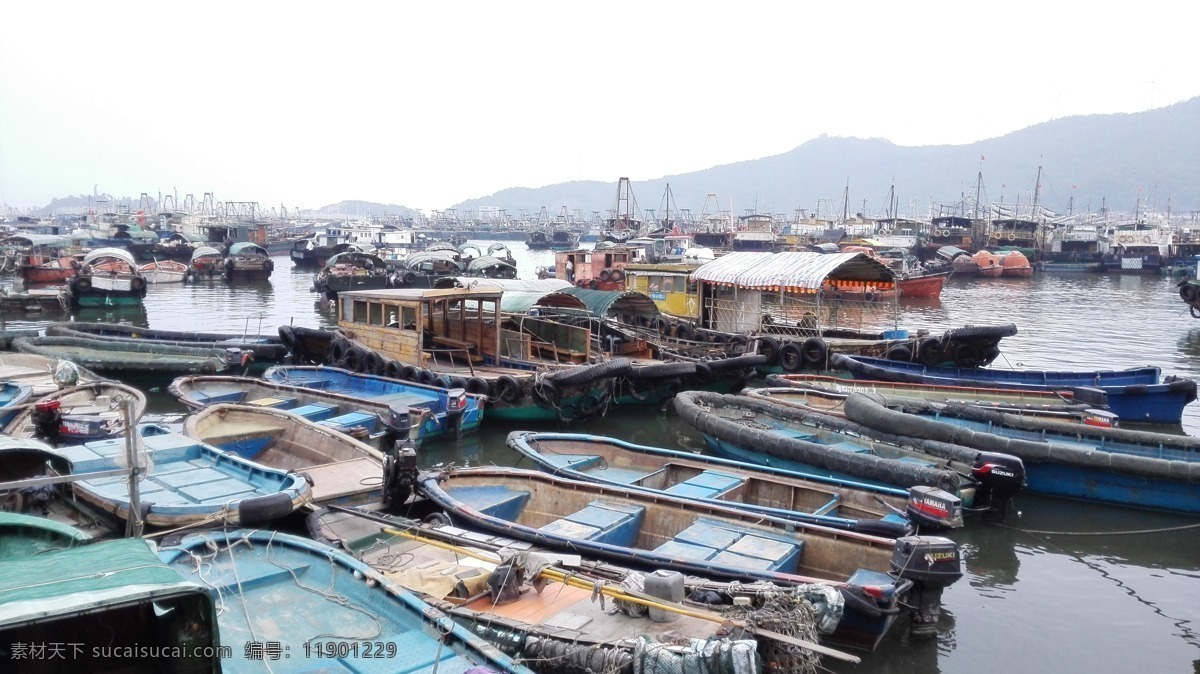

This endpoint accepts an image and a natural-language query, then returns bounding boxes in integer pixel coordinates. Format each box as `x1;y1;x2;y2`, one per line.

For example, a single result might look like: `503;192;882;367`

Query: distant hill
446;97;1200;219
306;201;420;220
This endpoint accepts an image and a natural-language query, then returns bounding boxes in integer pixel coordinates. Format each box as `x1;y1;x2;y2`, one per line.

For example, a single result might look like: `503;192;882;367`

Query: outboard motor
890;535;963;639
31;400;62;443
380;402;416;450
971;451;1027;523
445;388;468;440
905;485;964;531
380;443;419;513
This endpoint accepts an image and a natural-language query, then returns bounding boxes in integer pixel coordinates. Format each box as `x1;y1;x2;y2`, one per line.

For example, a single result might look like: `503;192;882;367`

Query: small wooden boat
841;392;1200;515
25;423;311;528
3;381;147;444
67;247;148;308
0;435;123;538
673;390;1027;523
0;538;222;667
45;320;291;363
313;505;822;672
897;270;950;299
158;528;535;674
222;241;273;280
417;466;965;651
758;373;1102;422
830;353;1197;425
183;403;386;507
0;287;70;313
136;258;189;283
11;335;234;376
0;353;99;399
312;250;394;300
0;511;90;558
276;325;335;364
0;381;34;428
188;245;224;279
258;365;486;441
506;430;948;533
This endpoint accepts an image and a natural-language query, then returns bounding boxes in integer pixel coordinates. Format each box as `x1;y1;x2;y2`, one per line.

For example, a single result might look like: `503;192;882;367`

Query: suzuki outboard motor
890;535;963;639
971;451;1026;523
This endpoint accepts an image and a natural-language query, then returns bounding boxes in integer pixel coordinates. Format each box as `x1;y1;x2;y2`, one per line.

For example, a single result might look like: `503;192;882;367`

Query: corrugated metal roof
690;251;894;291
559;287;662;318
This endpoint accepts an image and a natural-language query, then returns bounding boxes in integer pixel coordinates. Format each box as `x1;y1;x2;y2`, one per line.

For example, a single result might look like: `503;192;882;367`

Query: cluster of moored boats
2;282;1198;673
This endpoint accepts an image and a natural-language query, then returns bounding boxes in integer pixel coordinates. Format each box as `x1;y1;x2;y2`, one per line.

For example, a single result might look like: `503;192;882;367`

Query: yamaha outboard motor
890;535;963;639
31;400;62;443
905;485;964;531
971;451;1026;523
380;443;419;513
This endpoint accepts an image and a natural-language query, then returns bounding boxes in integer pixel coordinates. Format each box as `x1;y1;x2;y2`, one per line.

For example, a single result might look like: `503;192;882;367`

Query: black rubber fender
383;360;403;379
917;337;944;366
465;376;491;396
237;492;296;526
885;345;913;362
532;379;559;408
417;368;439;386
756;335;781;366
693;362;715;384
801;338;828;366
494;375;523;403
707;353;769;371
363;351;386;375
342;346;366;372
547;357;632;388
400;365;419;382
778;342;804;373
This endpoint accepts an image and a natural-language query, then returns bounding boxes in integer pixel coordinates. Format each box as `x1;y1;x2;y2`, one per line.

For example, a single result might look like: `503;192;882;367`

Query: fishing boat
0;511;91;558
136;258;189;283
417;466;965;651
327;286;630;422
758;373;1103;421
182;403;388;507
44;320;291;363
525;228;581;250
672;390;1027;523
829;353;1197;425
11;335;236;376
188;245;224;279
256;365;486;441
0;537;223;670
158;528;535;674
0;382;34;428
3;380;147;445
0;355;94;425
23;423;311;528
222;241;274;280
840;392;1200;515
312;249;394;300
66;247;148;308
4;233;81;283
506;430;952;533
312;505;826;672
0;435;123;538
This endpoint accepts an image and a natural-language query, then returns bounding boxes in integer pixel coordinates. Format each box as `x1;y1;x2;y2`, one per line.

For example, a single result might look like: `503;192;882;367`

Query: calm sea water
3;244;1199;673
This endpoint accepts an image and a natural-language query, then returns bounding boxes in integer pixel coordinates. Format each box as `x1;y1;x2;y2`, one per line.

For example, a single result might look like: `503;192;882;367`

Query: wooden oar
322;507;860;664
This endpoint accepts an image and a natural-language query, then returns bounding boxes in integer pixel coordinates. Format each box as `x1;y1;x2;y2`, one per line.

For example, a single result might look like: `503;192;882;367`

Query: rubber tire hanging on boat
917;337;944;366
465;377;491;396
383;360;403;379
417;369;438;386
778;342;804;372
884;345;913;362
801;338;828;367
342;346;366;372
755;336;781;366
363;351;386;375
532;379;559;409
494;375;523;403
954;343;983;368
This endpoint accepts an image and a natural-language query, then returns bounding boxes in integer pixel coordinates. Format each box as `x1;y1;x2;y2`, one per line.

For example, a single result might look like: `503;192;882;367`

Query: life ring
778;342;804;372
74;277;92;293
599;268;612;281
610;269;625;283
494;375;523;403
1118;235;1131;244
801;337;828;367
1006;232;1016;241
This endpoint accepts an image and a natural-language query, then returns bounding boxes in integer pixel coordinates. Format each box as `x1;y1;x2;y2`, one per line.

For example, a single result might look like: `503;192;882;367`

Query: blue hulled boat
0;381;34;427
417;465;964;651
259;365;485;440
0;511;91;558
158;529;534;674
22;423;311;528
830;353;1197;425
506;430;954;533
842;392;1200;515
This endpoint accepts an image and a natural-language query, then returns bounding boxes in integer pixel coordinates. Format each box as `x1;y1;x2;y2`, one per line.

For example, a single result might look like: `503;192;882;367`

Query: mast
974;171;983;220
1031;165;1043;218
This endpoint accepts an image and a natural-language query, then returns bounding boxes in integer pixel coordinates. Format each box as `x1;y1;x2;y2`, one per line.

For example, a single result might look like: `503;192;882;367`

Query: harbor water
3;245;1199;673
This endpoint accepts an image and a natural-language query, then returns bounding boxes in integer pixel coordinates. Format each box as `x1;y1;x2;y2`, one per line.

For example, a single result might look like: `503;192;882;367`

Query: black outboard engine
905;485;964;531
445;388;468;440
890;535;963;639
380;403;416;450
380;443;419;513
31;400;62;443
971;451;1026;523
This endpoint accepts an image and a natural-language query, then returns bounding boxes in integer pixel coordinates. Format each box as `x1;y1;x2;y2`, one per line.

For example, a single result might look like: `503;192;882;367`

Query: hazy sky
2;1;1195;214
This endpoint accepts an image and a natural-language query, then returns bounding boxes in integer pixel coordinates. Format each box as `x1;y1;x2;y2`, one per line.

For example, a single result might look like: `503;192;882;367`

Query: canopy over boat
1;233;73;248
82;247;136;268
190;246;222;261
690;251;895;292
559;287;662;320
227;242;268;256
